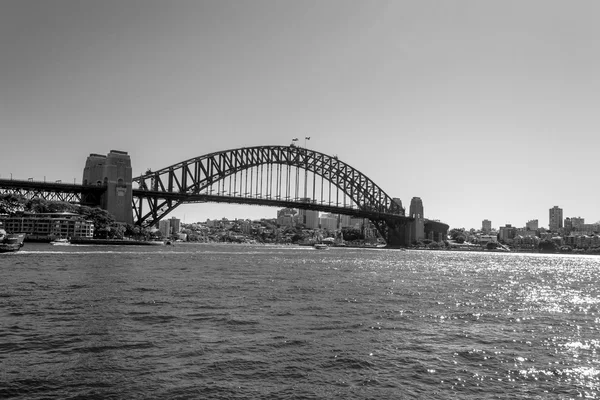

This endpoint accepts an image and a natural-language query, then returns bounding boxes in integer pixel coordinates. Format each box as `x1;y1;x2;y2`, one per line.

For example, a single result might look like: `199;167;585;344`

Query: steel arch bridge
132;145;408;237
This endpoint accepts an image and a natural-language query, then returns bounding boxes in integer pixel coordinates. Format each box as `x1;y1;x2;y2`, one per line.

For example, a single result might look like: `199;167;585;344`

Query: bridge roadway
133;189;411;224
0;178;104;205
0;179;410;224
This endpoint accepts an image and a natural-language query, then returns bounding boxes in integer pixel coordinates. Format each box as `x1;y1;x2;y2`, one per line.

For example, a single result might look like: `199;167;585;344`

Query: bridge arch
132;145;405;229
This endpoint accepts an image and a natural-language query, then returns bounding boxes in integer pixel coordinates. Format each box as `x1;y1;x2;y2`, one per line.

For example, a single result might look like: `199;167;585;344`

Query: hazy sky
1;1;599;229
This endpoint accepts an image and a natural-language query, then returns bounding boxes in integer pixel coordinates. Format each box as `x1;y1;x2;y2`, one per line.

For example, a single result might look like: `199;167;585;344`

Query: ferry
0;230;25;253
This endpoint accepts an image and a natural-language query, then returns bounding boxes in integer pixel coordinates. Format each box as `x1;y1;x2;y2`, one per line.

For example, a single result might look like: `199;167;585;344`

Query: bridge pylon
82;150;133;224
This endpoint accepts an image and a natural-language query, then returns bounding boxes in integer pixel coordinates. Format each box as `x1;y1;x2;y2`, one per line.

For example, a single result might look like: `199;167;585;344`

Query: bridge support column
82;150;133;224
385;219;411;247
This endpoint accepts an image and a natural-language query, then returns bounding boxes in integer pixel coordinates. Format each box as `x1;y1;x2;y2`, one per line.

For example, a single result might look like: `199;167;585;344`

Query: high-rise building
297;198;319;229
158;220;170;237
169;216;181;234
526;219;538;231
482;219;492;233
549;206;563;231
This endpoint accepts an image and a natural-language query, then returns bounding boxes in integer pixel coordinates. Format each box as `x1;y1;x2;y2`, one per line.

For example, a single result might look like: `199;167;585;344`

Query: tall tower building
549;206;563;231
82;150;133;224
169;216;181;234
297;198;319;229
482;219;492;233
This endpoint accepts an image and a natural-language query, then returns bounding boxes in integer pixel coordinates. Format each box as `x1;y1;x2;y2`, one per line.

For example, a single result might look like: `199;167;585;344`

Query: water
2;243;600;399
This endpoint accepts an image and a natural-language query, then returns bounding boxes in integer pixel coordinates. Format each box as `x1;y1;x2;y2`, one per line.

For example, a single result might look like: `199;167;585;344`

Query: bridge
0;146;448;246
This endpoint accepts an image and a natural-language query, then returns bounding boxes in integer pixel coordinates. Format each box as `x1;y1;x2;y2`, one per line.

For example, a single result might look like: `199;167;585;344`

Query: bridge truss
0;179;104;205
132;145;406;231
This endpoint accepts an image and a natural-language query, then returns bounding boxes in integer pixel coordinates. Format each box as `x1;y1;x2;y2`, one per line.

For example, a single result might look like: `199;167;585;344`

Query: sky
1;0;599;230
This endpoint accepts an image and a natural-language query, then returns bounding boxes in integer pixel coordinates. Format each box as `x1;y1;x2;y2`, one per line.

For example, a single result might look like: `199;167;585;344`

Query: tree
341;228;363;242
449;228;466;240
539;239;558;253
0;194;27;214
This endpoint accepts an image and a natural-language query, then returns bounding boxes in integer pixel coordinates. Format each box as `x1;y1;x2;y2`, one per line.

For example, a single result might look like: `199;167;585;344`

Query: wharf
69;238;165;246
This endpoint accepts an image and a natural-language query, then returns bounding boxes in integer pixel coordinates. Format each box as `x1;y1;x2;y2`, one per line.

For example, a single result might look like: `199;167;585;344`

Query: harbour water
2;243;600;399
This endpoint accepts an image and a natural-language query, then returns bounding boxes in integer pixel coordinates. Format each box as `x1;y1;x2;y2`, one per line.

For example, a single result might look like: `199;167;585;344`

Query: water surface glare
2;243;600;399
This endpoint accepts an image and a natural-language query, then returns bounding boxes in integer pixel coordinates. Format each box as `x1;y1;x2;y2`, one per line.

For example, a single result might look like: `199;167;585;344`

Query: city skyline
1;1;599;230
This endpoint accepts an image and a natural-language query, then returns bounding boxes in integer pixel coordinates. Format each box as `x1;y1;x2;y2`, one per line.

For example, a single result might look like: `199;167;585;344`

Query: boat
50;238;71;246
313;243;329;250
0;230;25;253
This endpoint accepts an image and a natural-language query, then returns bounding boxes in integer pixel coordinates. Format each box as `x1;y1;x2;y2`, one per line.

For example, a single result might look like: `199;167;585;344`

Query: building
549;206;563;231
158;220;170;237
169;216;181;234
339;214;352;228
570;217;585;230
0;212;94;240
564;217;573;233
499;224;517;243
478;235;497;245
319;213;338;231
526;219;538;231
482;219;492;233
82;150;133;224
277;208;296;227
297;198;319;229
349;217;366;230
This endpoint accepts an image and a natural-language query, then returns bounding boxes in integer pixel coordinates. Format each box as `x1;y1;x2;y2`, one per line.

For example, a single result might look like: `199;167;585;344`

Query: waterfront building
482;219;492;233
0;212;94;240
526;219;538;231
513;235;540;250
478;235;497;245
549;206;563;231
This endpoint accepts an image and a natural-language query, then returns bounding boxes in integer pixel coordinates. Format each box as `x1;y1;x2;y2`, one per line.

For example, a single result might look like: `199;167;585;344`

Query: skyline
1;1;599;230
